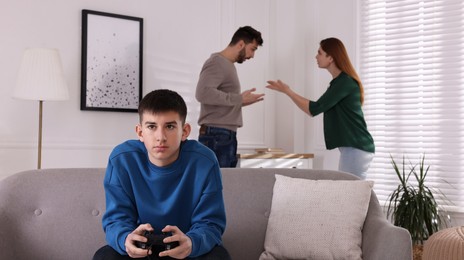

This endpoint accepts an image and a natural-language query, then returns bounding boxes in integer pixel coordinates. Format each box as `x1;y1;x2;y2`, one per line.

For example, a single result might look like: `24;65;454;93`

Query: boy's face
136;111;190;167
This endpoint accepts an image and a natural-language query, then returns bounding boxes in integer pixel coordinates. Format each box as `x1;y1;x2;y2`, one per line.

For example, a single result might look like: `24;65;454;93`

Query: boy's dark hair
229;26;263;46
138;89;187;124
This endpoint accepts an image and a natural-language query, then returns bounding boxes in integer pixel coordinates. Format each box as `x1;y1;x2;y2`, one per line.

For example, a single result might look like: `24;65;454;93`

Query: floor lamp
13;48;69;169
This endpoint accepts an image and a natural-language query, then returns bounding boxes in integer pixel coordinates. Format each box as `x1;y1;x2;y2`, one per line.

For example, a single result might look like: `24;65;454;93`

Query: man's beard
236;47;246;63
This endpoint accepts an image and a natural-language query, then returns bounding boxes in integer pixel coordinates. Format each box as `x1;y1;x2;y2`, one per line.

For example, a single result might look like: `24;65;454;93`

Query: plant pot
413;244;423;260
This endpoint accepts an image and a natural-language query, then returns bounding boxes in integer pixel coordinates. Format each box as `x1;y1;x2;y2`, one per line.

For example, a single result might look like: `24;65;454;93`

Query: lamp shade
14;48;69;101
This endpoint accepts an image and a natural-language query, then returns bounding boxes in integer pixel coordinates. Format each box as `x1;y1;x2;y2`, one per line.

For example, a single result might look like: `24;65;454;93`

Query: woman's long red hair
320;38;364;105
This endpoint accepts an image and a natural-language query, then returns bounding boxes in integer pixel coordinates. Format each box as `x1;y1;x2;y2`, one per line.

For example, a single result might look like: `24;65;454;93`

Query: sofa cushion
220;168;362;260
259;174;373;260
0;168;107;260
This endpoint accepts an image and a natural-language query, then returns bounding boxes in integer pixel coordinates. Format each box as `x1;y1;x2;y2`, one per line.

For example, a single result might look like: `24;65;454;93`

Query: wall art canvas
81;9;143;112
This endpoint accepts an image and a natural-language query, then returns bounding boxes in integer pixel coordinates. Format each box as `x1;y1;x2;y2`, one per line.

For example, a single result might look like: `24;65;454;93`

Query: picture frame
80;9;143;112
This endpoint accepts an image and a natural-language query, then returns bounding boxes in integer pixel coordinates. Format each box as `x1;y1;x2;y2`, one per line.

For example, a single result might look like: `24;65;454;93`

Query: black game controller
135;231;179;251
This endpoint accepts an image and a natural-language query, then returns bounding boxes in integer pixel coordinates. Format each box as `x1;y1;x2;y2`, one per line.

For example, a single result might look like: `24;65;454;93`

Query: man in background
196;26;264;168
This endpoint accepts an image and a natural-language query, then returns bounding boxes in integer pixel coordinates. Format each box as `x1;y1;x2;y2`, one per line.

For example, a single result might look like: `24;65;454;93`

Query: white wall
0;0;357;179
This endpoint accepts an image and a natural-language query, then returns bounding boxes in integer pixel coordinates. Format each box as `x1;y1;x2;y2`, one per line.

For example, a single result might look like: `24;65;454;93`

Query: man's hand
242;88;264;106
124;223;154;258
158;225;192;259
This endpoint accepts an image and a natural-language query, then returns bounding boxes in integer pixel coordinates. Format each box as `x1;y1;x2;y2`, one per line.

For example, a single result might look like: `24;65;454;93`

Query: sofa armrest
362;194;412;260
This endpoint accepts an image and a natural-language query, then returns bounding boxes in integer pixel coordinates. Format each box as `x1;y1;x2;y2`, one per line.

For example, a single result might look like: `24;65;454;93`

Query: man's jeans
199;125;238;168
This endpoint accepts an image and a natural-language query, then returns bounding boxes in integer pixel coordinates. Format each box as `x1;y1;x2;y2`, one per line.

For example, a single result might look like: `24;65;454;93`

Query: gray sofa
0;168;412;260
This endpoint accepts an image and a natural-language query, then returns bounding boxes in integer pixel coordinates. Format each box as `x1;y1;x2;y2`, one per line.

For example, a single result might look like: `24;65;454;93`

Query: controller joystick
135;230;179;251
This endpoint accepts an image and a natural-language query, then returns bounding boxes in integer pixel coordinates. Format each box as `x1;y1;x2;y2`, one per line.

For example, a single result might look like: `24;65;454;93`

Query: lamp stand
38;100;43;169
14;48;69;170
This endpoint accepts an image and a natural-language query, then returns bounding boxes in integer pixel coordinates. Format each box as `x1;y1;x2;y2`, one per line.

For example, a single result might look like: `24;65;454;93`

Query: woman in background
266;37;374;179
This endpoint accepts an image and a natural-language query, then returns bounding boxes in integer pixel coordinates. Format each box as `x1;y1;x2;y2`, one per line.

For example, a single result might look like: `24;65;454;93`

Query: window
359;0;464;212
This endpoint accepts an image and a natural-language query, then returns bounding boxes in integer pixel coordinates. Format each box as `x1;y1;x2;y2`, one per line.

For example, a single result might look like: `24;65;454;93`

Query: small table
237;153;314;169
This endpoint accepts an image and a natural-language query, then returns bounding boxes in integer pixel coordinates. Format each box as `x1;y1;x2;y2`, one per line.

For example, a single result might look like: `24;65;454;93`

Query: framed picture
80;9;143;112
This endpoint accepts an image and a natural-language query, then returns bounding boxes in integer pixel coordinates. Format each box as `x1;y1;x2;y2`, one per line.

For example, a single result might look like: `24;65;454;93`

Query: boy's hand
124;223;154;258
158;225;192;259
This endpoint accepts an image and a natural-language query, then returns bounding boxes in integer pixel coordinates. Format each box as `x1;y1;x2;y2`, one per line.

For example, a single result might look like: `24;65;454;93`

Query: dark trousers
93;245;231;260
198;125;238;168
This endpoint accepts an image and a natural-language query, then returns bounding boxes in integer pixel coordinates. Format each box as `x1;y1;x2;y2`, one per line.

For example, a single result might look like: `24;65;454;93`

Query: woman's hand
266;79;312;116
266;80;290;94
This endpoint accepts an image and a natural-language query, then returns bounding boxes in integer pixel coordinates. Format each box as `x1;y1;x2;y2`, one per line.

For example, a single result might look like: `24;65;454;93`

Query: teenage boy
93;89;230;260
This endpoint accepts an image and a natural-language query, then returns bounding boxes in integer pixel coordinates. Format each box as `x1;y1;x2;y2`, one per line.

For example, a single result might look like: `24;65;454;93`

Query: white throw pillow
259;174;373;260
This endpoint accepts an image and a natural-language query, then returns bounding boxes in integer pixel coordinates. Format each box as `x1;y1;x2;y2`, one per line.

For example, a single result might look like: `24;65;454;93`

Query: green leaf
385;153;451;244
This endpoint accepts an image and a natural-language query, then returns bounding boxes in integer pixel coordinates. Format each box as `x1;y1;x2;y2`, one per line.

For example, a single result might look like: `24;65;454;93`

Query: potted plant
386;154;450;260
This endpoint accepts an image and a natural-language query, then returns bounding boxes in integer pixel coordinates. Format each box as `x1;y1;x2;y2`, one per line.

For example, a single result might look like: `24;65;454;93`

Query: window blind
359;0;464;212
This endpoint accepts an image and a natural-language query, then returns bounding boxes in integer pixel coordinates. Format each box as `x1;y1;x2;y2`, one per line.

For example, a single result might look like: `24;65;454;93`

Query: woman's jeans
338;147;374;180
199;125;238;168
